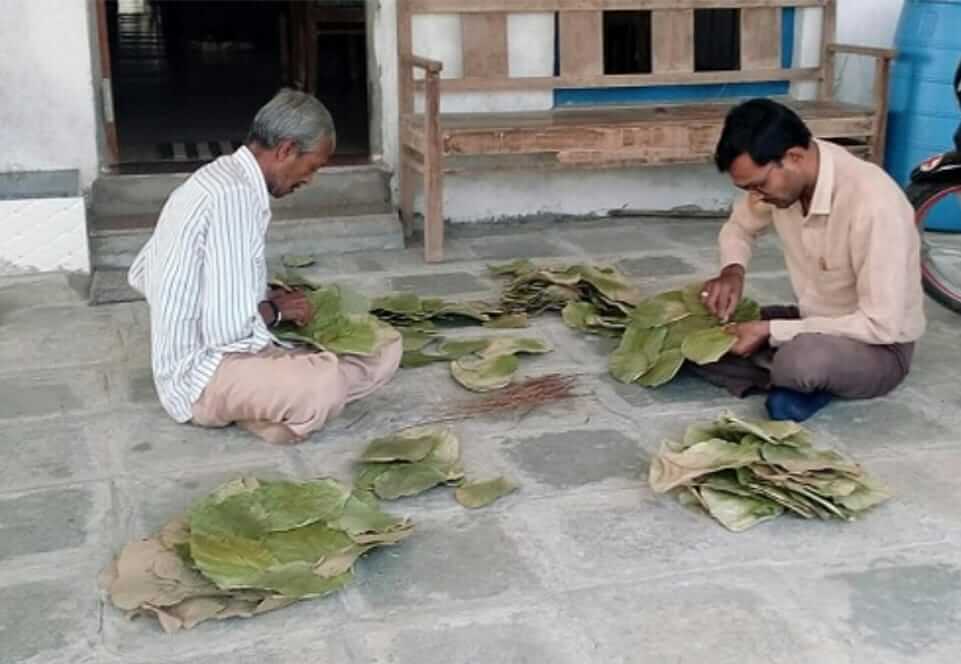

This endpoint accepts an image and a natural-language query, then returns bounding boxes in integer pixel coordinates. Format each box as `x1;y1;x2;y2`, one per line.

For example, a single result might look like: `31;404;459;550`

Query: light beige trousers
191;338;402;444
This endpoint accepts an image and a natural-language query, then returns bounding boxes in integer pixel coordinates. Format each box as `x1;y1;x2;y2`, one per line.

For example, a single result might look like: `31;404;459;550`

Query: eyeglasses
736;160;781;194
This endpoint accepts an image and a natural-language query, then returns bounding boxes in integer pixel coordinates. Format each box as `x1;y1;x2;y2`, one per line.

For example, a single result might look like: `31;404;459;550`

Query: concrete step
90;164;392;218
90;209;405;270
88;164;403;272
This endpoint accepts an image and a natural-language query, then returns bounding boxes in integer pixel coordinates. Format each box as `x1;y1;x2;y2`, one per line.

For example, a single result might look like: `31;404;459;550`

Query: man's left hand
271;289;313;327
727;320;771;357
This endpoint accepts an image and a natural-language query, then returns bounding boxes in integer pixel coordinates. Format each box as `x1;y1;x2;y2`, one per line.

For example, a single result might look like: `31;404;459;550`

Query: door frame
92;0;384;169
94;0;120;168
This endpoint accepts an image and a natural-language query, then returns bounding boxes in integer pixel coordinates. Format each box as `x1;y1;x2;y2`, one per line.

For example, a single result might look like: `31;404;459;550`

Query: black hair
714;98;813;173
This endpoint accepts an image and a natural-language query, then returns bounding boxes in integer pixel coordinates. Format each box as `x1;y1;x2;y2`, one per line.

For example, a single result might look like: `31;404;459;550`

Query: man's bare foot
238;420;304;446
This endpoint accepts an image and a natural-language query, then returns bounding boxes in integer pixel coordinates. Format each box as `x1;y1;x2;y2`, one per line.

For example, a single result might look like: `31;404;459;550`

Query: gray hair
247;88;336;152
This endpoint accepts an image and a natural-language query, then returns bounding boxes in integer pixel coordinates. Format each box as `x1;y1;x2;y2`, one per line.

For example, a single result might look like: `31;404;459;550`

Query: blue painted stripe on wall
555;82;790;106
782;7;796;69
554;7;797;107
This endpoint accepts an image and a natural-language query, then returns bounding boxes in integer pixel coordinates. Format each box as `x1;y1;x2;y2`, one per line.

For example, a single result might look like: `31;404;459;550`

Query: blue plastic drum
886;0;961;231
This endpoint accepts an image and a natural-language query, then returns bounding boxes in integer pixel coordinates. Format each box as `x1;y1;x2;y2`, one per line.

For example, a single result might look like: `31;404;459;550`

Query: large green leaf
437;338;494;358
631;292;691;329
681;283;712;317
455;477;519;509
188;478;351;540
569;264;643;306
185;477;410;595
692;486;784;532
759;444;861;475
680;327;736;365
371;292;424;314
484;313;530;329
488;259;537;277
562;302;599;332
452;353;521;392
732;298;762;323
329;494;412;542
399;327;437;352
282;255;316;268
609;326;667;384
636;349;686;388
662;314;717;351
360;432;437;463
718;413;809;446
649;438;763;493
834;476;893;512
372;462;451;500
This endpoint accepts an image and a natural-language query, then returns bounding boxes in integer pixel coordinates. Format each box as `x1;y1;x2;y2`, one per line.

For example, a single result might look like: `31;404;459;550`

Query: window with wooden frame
694;8;741;72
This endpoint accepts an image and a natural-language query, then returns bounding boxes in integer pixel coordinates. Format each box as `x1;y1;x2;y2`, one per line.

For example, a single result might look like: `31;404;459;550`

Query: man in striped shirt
129;89;401;445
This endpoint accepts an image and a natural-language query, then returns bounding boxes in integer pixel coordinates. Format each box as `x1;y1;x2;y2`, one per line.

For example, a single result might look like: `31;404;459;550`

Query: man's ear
276;139;299;162
783;146;806;165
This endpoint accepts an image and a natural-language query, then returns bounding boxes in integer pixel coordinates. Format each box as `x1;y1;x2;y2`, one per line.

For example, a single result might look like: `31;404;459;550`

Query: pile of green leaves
649;413;892;532
493;261;642;320
275;284;400;356
399;335;553;391
370;293;500;328
354;426;517;508
101;477;412;632
609;284;761;387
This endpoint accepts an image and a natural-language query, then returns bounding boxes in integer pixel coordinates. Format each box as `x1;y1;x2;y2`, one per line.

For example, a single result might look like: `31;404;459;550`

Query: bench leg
398;157;416;240
423;72;444;263
423;153;444;263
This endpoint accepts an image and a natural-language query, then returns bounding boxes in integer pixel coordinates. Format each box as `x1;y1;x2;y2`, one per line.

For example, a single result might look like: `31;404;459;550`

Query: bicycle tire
907;180;961;314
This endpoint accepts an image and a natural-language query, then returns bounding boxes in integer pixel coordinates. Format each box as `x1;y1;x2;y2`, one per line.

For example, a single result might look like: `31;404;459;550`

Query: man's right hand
271;290;313;327
701;264;746;323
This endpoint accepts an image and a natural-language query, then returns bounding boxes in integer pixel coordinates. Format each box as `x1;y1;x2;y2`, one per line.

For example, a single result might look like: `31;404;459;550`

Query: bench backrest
398;0;837;113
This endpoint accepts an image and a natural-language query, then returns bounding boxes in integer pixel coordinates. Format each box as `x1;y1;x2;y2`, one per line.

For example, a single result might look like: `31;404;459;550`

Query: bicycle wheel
907;180;961;313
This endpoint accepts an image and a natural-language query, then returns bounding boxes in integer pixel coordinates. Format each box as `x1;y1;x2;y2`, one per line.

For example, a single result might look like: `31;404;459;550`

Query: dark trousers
687;306;915;399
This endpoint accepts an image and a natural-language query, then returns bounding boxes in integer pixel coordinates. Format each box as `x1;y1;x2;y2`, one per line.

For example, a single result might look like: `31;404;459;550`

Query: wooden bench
397;0;895;262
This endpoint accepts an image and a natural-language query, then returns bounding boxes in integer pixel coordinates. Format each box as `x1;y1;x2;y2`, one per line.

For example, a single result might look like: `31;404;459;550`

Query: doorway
102;0;371;172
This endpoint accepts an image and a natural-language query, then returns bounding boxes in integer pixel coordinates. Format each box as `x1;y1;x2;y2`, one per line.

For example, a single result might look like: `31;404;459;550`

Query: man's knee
378;337;403;384
771;335;837;392
287;357;349;424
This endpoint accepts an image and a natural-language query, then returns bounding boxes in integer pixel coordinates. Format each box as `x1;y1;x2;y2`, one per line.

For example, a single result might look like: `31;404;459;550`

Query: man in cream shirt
699;99;925;421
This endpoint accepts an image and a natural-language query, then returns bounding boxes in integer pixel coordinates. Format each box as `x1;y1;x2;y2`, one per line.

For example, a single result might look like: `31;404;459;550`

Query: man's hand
269;289;313;327
701;264;746;323
727;320;770;357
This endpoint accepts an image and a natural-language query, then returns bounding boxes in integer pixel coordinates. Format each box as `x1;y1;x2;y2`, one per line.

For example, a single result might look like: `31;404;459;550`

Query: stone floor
2;216;961;664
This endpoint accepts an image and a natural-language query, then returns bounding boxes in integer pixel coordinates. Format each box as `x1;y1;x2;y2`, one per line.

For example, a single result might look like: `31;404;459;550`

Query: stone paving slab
2;216;961;663
0;366;113;420
0;577;101;664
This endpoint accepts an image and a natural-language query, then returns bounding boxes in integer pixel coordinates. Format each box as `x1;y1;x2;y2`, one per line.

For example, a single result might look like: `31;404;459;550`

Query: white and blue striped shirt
129;147;276;422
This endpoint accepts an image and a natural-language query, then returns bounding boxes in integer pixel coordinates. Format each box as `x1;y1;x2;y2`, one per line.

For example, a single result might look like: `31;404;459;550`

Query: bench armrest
403;54;444;74
826;43;896;165
826;43;896;61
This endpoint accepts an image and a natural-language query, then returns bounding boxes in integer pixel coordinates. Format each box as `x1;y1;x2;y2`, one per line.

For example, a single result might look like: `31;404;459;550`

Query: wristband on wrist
266;300;282;327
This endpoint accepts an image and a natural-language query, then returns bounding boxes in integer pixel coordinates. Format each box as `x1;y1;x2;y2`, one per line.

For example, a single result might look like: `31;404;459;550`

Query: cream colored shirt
719;139;926;347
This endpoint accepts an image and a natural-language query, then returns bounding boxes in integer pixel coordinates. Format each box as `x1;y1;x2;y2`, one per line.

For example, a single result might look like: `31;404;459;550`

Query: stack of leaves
649;413;892;532
275;284;400;356
609;284;761;388
370;293;504;328
101;477;413;633
401;335;553;392
493;261;643;320
353;426;518;509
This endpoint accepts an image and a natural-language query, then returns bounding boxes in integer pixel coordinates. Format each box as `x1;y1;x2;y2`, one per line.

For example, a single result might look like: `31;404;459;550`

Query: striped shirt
128;147;276;422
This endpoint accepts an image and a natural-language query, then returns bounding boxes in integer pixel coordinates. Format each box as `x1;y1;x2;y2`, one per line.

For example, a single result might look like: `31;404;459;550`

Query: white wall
0;0;97;274
0;198;89;275
373;0;906;223
0;0;102;190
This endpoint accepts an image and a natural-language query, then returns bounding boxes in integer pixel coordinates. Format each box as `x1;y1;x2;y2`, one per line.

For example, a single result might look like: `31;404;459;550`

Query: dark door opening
104;0;370;172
